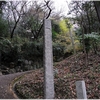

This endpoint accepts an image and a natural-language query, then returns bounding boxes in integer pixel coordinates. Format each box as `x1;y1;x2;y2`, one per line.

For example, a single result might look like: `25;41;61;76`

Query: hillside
15;52;100;99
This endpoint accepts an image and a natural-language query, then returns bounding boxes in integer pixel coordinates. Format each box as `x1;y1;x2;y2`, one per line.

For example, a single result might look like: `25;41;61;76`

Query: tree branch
36;0;52;39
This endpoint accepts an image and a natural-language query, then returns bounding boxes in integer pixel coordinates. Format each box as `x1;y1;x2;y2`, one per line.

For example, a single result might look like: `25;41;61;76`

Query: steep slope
15;52;100;99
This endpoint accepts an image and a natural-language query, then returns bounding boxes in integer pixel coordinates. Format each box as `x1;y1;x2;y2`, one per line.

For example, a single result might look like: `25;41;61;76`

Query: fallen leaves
15;52;100;99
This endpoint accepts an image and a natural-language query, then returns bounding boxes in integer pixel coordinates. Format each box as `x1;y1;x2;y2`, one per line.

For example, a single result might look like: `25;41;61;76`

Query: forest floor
15;51;100;99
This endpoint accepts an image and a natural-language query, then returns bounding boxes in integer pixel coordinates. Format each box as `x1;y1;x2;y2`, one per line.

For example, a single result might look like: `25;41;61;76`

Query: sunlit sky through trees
51;0;72;16
24;0;72;16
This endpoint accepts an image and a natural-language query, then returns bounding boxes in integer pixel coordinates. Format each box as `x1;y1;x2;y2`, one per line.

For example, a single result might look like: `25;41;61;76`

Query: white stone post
76;80;87;99
43;19;54;99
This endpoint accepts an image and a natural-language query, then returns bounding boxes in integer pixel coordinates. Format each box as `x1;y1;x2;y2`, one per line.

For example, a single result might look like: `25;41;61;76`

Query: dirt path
0;70;33;99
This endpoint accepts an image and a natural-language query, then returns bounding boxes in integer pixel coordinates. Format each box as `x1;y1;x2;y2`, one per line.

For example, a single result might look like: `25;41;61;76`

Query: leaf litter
15;52;100;99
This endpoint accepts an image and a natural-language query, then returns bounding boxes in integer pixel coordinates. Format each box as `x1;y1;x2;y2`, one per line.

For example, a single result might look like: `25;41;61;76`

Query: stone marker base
76;80;87;99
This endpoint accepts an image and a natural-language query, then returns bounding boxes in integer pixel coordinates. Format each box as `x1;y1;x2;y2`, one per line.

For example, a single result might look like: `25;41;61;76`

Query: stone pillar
43;19;54;99
76;80;87;99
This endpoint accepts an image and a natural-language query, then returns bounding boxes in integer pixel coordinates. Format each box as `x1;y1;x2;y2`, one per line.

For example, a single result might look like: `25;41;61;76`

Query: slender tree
5;1;28;39
20;0;54;40
94;1;100;23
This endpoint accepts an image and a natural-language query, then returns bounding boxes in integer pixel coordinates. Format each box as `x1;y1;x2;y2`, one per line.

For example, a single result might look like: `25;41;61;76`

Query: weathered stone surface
76;80;87;99
43;19;54;99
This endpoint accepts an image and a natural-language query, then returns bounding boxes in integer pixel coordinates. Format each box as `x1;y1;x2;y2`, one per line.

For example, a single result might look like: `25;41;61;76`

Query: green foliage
74;40;82;51
0;38;21;66
53;31;81;60
53;42;65;61
0;16;9;37
52;20;60;34
84;32;100;53
84;32;99;40
11;35;29;45
59;20;68;35
21;39;43;60
0;38;12;52
52;20;61;38
52;30;57;38
75;28;82;36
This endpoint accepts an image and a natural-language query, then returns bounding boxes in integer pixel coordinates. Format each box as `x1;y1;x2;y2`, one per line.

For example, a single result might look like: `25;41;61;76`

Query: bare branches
44;0;52;19
94;1;100;23
4;0;54;39
5;1;28;39
24;0;53;39
36;0;52;39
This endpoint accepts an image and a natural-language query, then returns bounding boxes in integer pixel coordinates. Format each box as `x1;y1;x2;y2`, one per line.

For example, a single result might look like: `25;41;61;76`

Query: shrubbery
0;34;81;65
0;31;82;74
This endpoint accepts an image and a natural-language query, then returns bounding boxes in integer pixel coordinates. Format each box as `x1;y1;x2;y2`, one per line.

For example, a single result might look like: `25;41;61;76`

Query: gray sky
37;0;72;16
12;0;72;16
51;0;72;16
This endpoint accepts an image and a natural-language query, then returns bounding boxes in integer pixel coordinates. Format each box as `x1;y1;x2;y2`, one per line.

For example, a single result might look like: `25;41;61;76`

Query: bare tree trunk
10;16;21;39
69;27;76;54
94;1;100;23
81;25;88;67
9;1;27;39
36;0;52;39
86;11;91;33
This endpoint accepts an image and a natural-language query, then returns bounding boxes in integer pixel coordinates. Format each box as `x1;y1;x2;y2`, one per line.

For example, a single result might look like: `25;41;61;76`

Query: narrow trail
0;70;33;99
